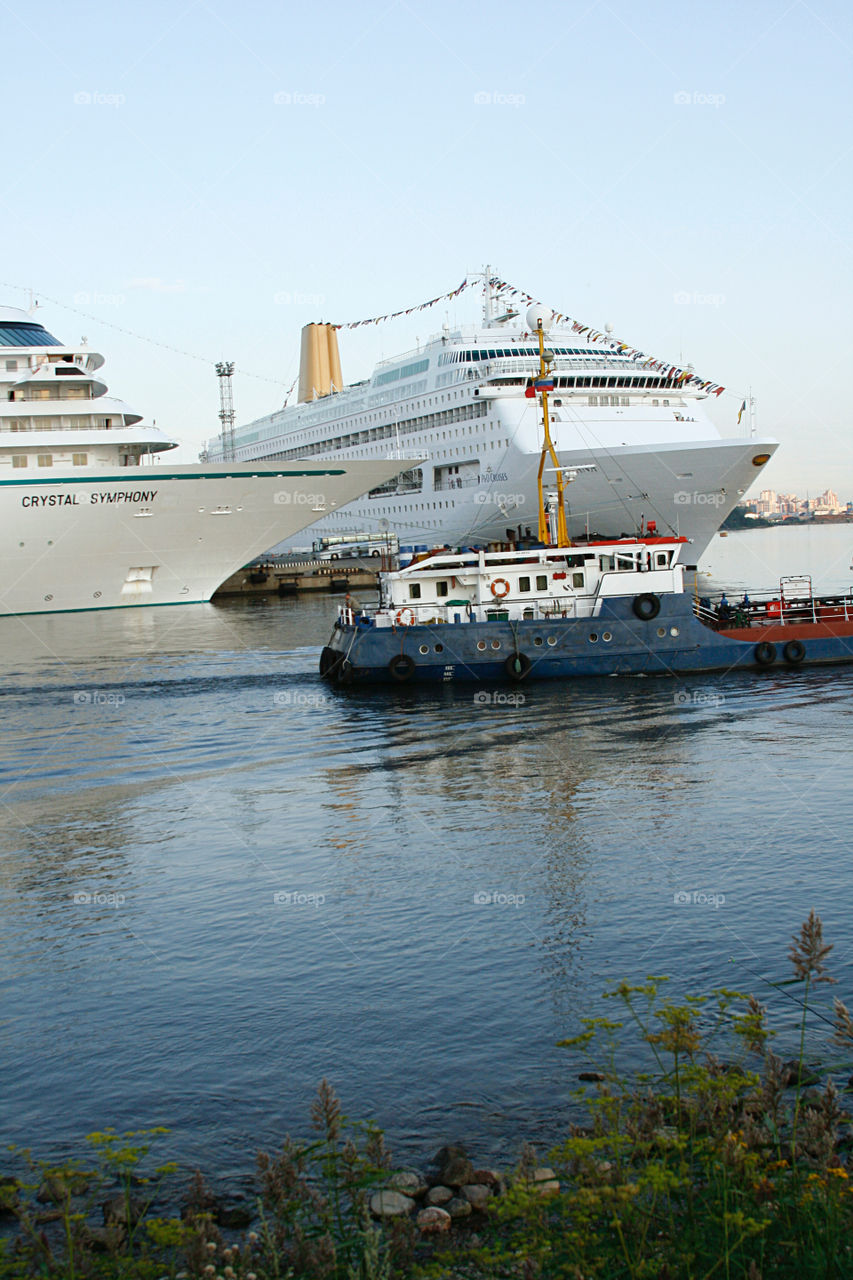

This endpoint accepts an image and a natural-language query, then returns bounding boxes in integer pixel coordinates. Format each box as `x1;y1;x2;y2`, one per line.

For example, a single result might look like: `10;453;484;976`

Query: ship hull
0;460;408;616
320;595;853;685
304;436;777;563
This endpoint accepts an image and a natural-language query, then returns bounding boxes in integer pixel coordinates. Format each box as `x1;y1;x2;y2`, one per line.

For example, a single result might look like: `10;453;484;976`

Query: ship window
72;452;87;466
436;581;449;597
11;454;27;467
408;583;421;599
572;572;584;588
5;359;17;370
655;551;669;567
518;576;531;592
588;395;598;405
37;454;53;467
533;636;543;646
600;555;614;570
536;574;548;591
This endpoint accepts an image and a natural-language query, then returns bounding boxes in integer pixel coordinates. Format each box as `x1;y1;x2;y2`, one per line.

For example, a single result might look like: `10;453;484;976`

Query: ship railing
693;592;853;629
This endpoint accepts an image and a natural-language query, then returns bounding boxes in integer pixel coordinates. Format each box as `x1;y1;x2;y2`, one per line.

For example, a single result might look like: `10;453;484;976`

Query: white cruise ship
0;305;412;616
204;277;778;566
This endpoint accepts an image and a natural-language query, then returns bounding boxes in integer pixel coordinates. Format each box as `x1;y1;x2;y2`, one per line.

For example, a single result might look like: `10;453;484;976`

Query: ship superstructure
204;276;778;565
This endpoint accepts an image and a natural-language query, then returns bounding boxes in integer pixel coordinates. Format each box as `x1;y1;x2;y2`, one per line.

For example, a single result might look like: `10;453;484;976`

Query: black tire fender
505;652;531;681
755;641;777;666
319;646;343;679
783;639;806;665
388;654;416;683
632;593;661;621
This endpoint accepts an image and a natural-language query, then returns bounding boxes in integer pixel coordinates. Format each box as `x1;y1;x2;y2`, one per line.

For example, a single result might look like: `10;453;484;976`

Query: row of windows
253;401;489;462
373;357;430;387
10;387;91;401
457;347;629;361
0;323;60;347
9;453;88;467
3;417;115;430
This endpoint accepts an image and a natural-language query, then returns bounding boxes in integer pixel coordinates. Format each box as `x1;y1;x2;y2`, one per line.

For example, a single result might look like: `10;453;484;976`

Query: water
2;527;852;1182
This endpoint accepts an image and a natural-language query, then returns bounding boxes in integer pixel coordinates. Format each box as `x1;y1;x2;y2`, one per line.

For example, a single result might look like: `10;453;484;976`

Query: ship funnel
298;323;343;403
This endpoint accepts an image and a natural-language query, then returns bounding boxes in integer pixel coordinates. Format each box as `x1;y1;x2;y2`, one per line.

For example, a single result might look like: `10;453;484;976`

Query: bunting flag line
487;275;726;397
333;278;471;330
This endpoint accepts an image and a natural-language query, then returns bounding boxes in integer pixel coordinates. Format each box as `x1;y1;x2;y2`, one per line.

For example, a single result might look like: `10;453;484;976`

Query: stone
388;1169;427;1199
781;1060;820;1088
369;1190;416;1219
531;1167;560;1195
102;1193;144;1228
461;1183;491;1212
578;1071;606;1082
0;1176;20;1217
217;1202;253;1229
416;1206;451;1235
425;1185;453;1206
36;1173;88;1204
439;1156;476;1188
446;1195;472;1220
81;1224;126;1252
471;1168;504;1194
433;1144;468;1166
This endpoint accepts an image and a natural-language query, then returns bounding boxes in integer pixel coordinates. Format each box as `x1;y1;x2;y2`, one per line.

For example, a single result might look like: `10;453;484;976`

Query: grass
2;912;851;1278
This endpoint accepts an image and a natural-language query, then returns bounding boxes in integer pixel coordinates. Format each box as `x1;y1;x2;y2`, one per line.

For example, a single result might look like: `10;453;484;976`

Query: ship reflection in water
1;532;851;1175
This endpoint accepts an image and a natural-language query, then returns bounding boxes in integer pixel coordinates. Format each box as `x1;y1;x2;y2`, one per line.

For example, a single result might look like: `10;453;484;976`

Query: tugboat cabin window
436;581;449;597
600;555;615;571
408;583;422;599
654;551;669;567
572;572;584;588
536;575;548;591
518;577;531;592
616;555;635;571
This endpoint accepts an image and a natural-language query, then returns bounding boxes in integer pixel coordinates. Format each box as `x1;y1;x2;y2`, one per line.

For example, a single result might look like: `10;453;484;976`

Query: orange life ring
395;607;416;626
490;578;510;599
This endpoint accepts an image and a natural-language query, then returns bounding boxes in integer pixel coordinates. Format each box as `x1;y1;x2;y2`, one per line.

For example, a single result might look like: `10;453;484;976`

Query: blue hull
319;594;853;685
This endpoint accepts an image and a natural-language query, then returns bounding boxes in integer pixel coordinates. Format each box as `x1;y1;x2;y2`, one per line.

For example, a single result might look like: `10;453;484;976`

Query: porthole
670;626;679;637
588;633;598;643
657;626;666;637
477;640;487;651
602;632;613;642
533;636;543;646
491;639;501;650
547;636;557;646
434;643;444;653
419;644;430;654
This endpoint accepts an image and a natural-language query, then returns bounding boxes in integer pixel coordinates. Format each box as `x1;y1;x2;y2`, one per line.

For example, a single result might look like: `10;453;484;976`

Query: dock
213;554;384;598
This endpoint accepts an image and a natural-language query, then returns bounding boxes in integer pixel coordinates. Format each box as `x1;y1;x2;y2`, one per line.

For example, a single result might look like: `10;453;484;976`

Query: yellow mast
531;313;570;546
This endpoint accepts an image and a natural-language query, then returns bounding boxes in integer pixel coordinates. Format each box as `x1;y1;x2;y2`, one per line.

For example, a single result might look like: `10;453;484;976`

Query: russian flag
533;377;555;391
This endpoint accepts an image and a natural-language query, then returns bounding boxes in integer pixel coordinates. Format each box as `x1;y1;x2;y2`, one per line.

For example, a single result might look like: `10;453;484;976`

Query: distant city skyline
1;0;850;496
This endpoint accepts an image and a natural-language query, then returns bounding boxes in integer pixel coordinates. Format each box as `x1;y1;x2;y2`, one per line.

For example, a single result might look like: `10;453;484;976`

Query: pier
213;554;382;598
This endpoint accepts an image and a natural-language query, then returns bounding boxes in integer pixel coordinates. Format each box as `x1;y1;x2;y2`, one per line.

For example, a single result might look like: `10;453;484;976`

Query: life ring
395;607;416;626
388;654;416;682
783;639;806;665
505;652;531;681
632;593;661;621
755;641;777;666
490;578;510;599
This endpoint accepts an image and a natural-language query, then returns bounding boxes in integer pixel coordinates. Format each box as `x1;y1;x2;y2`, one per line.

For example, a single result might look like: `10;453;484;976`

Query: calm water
2;526;852;1181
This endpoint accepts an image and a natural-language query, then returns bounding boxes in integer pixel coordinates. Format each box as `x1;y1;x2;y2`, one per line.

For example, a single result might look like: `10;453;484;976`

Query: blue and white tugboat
319;308;853;688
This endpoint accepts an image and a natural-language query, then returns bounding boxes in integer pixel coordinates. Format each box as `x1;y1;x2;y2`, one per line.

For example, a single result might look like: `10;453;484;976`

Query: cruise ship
0;305;413;616
204;276;778;566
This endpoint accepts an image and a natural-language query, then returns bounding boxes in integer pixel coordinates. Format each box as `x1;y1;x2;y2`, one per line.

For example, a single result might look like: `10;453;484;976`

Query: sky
2;0;851;498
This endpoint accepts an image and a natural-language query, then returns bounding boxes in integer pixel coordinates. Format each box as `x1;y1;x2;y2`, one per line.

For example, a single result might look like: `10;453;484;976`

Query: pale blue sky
2;0;851;497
